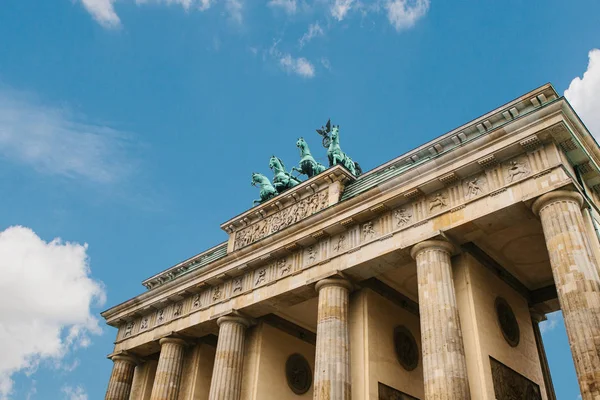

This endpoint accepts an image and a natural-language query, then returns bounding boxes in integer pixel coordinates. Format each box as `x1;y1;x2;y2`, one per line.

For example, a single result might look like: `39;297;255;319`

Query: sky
0;0;598;399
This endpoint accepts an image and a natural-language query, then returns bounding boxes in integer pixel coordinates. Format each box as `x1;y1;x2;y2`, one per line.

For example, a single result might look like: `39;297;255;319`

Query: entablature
102;98;592;329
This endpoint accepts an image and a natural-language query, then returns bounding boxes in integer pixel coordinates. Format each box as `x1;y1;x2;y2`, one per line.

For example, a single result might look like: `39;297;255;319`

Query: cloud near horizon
0;226;105;399
565;48;600;140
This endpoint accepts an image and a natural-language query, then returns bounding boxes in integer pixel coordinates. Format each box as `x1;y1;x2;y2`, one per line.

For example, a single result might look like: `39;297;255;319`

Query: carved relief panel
393;207;413;228
504;156;531;184
428;191;449;214
463;174;488;200
233;190;329;250
378;383;419;400
490;357;541;400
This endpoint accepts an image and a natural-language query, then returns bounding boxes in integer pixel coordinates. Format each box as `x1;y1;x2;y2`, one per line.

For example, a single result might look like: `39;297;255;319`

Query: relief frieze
140;316;149;331
192;293;201;309
119;149;554;342
277;257;291;276
233;277;243;293
156;308;165;325
505;156;531;183
306;245;318;265
173;302;183;317
362;221;376;241
234;190;329;250
394;208;412;227
428;191;448;212
464;174;487;199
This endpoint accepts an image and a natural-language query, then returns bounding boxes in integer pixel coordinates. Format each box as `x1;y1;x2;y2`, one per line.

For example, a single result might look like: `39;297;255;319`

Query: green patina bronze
251;172;278;205
269;155;302;194
326;124;362;176
292;137;327;178
251;119;361;205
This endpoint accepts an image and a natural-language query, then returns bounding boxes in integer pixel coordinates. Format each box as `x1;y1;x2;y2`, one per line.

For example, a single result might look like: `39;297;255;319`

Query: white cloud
225;0;243;23
0;226;105;399
0;87;136;184
565;49;600;140
80;0;121;28
62;385;88;400
331;0;354;21
299;22;324;48
80;0;220;27
385;0;429;31
280;54;315;78
268;0;297;15
539;311;562;334
269;41;316;78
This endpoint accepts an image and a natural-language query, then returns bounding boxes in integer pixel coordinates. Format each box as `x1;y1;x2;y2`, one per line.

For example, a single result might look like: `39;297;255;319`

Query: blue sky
0;0;599;398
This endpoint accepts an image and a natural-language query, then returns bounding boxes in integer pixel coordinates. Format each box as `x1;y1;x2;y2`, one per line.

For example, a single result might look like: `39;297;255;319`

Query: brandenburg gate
101;83;600;399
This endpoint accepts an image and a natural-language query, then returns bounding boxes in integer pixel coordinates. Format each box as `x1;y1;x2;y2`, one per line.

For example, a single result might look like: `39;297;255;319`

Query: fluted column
411;240;471;400
208;315;251;400
533;190;600;399
150;337;187;400
313;278;352;400
105;353;137;400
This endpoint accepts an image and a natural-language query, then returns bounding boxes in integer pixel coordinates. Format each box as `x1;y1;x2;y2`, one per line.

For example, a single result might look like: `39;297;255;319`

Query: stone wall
241;322;315;400
454;253;547;400
350;289;424;400
178;343;216;400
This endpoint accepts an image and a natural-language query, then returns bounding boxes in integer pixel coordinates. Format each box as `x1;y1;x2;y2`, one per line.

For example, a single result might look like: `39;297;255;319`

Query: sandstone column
150;337;187;400
313;278;353;400
533;190;600;399
105;353;137;400
411;240;471;400
208;315;251;400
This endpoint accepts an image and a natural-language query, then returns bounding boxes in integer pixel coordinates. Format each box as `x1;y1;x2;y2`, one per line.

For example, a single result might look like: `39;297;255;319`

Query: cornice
102;84;600;327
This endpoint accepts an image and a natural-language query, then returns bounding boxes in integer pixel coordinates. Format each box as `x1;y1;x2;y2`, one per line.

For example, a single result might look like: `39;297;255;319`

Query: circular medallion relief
495;297;520;347
394;326;419;371
285;353;312;395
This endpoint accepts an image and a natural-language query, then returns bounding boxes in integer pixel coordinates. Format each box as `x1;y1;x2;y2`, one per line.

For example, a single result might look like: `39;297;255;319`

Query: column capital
108;351;139;366
315;278;353;293
216;315;251;328
410;239;454;260
532;190;584;216
530;310;547;324
158;336;188;347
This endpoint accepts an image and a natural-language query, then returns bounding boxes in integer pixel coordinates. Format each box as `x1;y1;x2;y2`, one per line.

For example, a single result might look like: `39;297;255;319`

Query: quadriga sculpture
327;125;362;176
251;172;278;205
292;137;327;178
269;156;302;194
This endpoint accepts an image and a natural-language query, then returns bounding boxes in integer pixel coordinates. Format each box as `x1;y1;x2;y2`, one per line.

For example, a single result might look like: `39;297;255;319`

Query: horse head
331;125;340;142
296;137;307;149
251;172;266;186
269;156;284;172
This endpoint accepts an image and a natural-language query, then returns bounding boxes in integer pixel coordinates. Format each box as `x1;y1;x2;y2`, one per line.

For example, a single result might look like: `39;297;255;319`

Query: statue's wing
325;119;331;132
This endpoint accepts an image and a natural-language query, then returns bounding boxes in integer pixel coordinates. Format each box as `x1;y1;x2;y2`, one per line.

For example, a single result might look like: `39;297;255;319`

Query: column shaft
208;316;250;400
411;240;471;400
313;278;352;400
150;338;186;400
533;191;600;399
105;354;137;400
